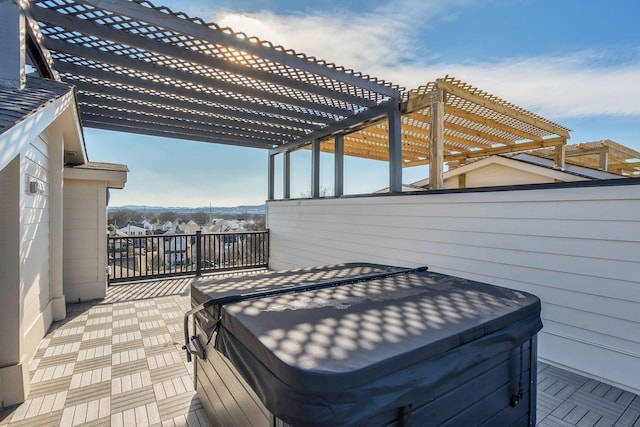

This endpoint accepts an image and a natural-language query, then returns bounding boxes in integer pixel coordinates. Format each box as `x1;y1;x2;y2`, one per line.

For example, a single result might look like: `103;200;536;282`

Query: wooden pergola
530;140;640;177
313;76;572;189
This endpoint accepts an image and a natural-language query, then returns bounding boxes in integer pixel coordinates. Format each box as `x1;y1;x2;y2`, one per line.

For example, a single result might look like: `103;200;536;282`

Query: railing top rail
108;230;268;239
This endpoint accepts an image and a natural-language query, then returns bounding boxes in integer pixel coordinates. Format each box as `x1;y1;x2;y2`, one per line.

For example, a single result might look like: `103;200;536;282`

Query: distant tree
158;211;178;223
244;216;266;231
192;211;209;226
299;186;333;198
147;213;159;224
109;208;141;227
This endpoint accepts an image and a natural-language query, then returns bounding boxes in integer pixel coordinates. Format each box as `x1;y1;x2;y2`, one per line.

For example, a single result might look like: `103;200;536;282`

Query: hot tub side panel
194;323;538;427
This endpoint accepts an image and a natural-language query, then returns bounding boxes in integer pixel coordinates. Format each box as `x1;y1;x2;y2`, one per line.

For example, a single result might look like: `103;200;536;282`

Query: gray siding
267;182;640;394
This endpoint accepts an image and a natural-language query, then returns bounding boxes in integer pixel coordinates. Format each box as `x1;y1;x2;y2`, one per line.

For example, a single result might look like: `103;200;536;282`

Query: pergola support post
554;142;566;169
599;151;609;171
429;89;445;189
388;106;402;193
458;173;466;189
283;150;290;199
334;135;344;197
311;139;320;198
268;153;275;200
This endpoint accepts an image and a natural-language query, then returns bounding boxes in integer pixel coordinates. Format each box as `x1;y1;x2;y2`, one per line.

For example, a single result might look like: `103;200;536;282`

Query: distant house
179;221;202;234
162;233;189;266
377;152;626;193
142;219;153;231
162;220;176;233
118;224;147;236
417;153;625;190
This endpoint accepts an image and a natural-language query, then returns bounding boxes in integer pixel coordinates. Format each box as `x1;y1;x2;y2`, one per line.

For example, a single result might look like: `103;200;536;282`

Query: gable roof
409;152;625;189
0;76;73;134
508;153;624;180
0;76;87;171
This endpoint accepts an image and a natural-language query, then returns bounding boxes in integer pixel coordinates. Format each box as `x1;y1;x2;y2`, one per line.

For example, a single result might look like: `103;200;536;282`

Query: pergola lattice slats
328;76;571;168
43;36;356;118
60;65;337;127
76;93;308;138
27;0;402;149
30;3;380;110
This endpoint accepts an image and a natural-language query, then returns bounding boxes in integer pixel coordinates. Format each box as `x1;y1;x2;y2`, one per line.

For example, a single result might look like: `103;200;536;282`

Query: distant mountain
108;204;265;215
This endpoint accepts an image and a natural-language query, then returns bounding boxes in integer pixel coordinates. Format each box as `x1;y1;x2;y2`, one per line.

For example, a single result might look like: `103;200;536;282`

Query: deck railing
108;230;269;283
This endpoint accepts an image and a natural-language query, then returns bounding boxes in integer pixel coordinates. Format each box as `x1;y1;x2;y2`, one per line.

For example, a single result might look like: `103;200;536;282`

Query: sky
86;0;640;208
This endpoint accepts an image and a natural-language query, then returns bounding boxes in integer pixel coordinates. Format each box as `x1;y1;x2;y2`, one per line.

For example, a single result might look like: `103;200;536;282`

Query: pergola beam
30;4;378;108
78;93;306;139
598;139;640;159
269;99;398;155
444;121;514;145
83;119;273;149
444;137;565;162
79;0;401;98
45;38;351;118
57;62;334;125
81;108;280;147
565;147;609;157
444;105;543;142
436;79;571;139
74;80;319;131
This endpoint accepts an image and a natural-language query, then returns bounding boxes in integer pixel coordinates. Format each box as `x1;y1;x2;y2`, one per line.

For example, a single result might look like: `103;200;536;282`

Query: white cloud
385;54;640;119
212;3;640;119
214;0;467;73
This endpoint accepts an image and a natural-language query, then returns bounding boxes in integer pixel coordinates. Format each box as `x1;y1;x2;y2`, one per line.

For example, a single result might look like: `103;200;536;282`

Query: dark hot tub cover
192;263;542;426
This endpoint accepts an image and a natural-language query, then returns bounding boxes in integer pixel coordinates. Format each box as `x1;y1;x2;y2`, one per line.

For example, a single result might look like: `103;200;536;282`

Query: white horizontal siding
63;180;107;301
21;135;50;340
267;182;640;393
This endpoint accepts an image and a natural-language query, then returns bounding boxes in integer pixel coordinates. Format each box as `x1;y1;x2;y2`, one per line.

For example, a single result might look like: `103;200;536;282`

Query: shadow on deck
1;274;638;427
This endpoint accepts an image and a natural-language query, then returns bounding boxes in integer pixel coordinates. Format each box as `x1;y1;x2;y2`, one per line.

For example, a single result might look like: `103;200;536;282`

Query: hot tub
185;263;542;426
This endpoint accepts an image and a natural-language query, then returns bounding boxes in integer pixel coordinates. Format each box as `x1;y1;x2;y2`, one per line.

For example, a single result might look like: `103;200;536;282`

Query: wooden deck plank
3;279;638;427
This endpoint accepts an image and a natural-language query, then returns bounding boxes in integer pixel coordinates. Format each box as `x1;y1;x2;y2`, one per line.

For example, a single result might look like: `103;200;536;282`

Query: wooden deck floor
0;275;638;427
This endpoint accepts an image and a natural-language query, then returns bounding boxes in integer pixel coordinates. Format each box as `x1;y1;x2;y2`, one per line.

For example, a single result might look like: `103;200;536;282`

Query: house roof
407;152;624;189
0;76;73;134
508;153;625;180
26;0;401;151
0;75;88;171
71;162;129;172
64;161;128;188
530;140;640;177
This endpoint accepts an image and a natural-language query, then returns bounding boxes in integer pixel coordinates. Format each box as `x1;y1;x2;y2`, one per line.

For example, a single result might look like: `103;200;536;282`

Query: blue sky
87;0;640;207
